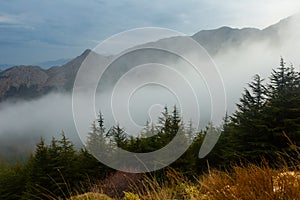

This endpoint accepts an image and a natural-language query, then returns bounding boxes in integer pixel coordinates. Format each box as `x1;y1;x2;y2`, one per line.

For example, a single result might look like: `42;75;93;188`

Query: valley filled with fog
0;15;300;161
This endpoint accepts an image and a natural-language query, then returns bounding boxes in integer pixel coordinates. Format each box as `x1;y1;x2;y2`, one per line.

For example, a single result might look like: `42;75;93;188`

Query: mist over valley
0;14;300;161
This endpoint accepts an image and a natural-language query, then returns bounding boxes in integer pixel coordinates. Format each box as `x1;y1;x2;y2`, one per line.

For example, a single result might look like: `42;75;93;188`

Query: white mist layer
0;17;300;157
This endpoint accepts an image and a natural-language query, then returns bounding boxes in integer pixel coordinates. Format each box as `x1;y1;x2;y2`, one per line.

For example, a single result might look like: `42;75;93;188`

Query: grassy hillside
70;162;300;200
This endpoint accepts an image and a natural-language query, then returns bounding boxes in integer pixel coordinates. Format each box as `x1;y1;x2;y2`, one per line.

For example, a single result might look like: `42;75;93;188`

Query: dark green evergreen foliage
1;58;300;199
108;124;127;149
230;74;273;161
265;58;300;149
90;105;189;154
22;135;78;199
76;148;111;180
0;163;26;200
0;133;110;200
209;58;300;166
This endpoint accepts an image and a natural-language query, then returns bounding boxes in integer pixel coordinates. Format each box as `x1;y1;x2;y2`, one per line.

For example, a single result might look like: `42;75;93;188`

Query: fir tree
265;58;300;150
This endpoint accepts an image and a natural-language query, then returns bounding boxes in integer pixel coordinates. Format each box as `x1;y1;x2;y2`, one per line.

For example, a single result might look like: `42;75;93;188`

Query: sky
0;0;300;65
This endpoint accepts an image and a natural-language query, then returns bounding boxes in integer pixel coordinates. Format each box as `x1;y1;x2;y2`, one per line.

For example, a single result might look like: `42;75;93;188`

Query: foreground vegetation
70;162;300;200
0;58;300;199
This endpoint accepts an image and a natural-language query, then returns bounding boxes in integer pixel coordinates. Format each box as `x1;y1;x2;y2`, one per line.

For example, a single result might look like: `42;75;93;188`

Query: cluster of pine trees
0;133;113;199
208;58;300;167
0;58;299;199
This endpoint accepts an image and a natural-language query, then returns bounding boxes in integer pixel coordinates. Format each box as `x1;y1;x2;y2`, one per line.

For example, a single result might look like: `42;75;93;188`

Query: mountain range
0;58;71;72
0;15;298;102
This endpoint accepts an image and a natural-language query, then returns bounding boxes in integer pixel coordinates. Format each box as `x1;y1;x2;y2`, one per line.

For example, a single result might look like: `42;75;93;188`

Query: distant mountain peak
81;49;92;56
0;15;299;102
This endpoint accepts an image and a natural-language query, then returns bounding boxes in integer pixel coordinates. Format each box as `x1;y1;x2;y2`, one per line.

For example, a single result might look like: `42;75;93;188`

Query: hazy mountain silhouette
0;15;298;102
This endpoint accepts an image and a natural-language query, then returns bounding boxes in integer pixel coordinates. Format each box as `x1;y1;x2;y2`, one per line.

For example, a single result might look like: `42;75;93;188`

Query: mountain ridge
0;15;298;102
0;50;91;101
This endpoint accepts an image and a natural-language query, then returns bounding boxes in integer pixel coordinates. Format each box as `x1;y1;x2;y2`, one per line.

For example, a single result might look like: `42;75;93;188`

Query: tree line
0;58;299;199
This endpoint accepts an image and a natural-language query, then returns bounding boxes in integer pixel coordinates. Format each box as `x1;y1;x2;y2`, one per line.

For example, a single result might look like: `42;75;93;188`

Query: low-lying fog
0;16;300;161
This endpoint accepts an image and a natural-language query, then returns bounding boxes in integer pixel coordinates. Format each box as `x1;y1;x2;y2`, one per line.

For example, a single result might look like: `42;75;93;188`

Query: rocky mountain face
0;15;298;102
0;50;92;102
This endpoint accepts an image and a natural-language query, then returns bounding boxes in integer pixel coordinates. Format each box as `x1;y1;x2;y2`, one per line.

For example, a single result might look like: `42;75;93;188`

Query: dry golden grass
68;192;113;200
69;140;300;200
69;163;300;200
66;167;300;200
130;165;300;200
199;164;300;200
